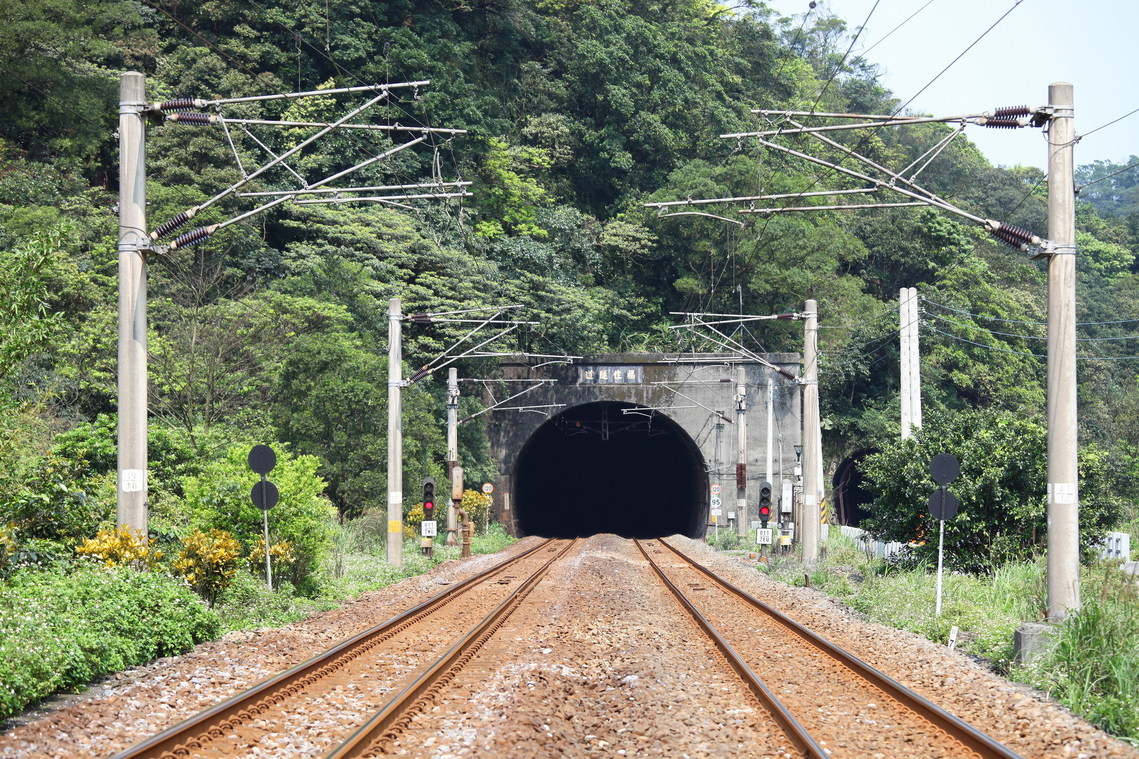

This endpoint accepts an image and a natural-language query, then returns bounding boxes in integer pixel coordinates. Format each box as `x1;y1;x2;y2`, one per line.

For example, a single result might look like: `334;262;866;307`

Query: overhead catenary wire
921;296;1139;328
717;0;1033;245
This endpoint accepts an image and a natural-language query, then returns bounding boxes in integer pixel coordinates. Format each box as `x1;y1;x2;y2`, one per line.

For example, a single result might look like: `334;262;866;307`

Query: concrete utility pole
446;367;460;546
900;288;911;438
899;287;922;438
735;367;748;538
801;300;821;562
909;287;922;430
117;71;148;535
1046;82;1079;621
387;297;404;567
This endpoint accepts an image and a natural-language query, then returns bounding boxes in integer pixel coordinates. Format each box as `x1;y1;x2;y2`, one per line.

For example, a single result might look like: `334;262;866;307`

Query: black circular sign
251;479;279;511
248;444;277;475
928;488;960;521
930;453;960;485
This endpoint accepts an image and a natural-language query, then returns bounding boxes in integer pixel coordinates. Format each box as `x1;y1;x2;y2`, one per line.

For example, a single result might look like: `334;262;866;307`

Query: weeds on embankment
711;530;1139;746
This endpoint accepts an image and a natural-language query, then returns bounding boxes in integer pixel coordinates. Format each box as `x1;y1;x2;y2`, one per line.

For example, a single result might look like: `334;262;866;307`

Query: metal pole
802;300;820;562
735;367;748;538
446;367;460;547
900;288;912;438
907;288;923;430
117;71;148;535
386;297;404;567
765;376;774;492
1046;82;1079;622
935;516;945;616
262;475;272;591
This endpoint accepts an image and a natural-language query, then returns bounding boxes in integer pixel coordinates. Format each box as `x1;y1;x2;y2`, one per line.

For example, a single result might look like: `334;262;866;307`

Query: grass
212;522;516;630
744;531;1139;745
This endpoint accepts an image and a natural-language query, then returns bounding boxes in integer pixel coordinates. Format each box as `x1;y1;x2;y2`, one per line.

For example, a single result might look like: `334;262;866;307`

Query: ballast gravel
0;534;1135;758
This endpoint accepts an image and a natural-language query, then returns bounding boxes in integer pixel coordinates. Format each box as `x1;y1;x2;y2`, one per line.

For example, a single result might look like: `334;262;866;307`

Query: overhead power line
1079;105;1139;141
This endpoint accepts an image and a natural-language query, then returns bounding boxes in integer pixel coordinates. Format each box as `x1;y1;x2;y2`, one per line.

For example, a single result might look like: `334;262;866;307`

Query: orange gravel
0;535;1135;759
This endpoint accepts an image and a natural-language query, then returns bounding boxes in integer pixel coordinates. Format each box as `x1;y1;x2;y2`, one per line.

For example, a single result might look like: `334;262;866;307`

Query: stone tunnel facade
483;353;802;539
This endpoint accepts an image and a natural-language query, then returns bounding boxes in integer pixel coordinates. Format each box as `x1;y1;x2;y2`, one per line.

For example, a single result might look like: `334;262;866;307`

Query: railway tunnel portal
484;354;801;539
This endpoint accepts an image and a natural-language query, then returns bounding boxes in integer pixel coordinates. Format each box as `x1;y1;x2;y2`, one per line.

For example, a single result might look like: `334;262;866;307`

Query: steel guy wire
1078;105;1139;143
1078;160;1139;192
921;296;1139;328
805;0;882;116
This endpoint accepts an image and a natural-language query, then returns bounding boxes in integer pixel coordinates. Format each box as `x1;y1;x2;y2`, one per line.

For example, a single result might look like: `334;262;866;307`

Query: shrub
0;523;15;578
75;525;163;569
172;529;242;606
177;443;335;594
246;537;298;589
0;564;219;719
462;489;492;532
860;409;1124;574
404;503;425;538
2;453;106;547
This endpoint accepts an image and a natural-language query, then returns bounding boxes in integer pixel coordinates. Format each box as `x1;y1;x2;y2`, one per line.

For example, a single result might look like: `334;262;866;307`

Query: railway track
112;538;575;759
110;535;1026;758
636;538;1023;759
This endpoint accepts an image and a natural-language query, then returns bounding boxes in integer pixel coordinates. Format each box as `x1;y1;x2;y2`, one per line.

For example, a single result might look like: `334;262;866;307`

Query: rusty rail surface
634;539;829;759
643;538;1023;759
112;538;562;759
326;538;577;758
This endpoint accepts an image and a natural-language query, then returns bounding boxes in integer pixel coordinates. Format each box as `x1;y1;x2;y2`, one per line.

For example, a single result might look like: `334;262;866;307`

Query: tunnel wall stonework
484;353;802;536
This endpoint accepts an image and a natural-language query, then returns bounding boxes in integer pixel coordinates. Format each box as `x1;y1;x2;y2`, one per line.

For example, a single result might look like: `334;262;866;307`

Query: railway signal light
758;481;773;527
422;477;436;520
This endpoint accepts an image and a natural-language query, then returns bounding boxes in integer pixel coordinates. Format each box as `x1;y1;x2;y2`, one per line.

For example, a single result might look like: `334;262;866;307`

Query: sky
759;0;1139;171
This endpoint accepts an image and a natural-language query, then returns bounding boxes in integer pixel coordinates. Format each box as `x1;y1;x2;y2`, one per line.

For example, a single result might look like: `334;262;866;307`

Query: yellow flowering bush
172;529;241;606
462;489;492;531
246;538;297;587
75;526;162;569
403;504;426;538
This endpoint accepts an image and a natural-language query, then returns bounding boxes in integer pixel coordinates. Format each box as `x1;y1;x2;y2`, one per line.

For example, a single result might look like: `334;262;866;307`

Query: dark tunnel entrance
513;402;707;539
832;451;876;527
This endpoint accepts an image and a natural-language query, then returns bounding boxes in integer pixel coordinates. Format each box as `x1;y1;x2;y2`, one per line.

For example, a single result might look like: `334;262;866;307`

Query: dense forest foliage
2;0;1138;561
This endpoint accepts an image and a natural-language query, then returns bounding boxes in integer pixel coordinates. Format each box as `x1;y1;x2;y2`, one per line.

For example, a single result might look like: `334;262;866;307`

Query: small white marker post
935;516;946;617
929;454;961;618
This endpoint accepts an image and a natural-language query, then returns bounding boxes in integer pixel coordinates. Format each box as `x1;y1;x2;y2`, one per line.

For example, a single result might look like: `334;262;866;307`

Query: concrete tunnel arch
512;401;708;539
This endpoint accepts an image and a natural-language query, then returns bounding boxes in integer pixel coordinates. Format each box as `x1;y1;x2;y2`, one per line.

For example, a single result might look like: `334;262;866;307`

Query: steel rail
633;539;828;759
111;538;559;759
327;539;578;758
655;538;1024;759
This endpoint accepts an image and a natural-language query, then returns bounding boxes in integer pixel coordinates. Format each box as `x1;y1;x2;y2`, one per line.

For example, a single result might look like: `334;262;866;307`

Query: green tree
0;226;77;384
0;0;155;167
176;444;335;594
859;408;1124;573
271;332;387;521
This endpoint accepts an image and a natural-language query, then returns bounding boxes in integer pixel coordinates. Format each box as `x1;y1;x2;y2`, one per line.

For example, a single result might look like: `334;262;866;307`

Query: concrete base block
1014;622;1055;665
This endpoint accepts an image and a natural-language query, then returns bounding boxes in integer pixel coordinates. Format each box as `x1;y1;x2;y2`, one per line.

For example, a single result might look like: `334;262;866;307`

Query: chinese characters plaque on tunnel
577;366;643;385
